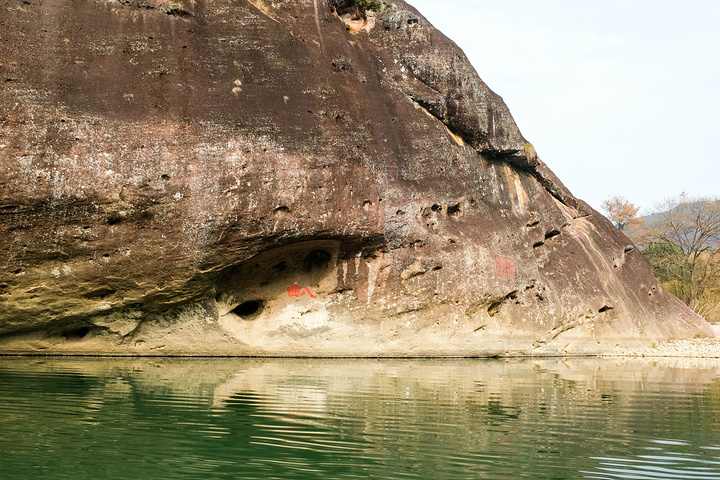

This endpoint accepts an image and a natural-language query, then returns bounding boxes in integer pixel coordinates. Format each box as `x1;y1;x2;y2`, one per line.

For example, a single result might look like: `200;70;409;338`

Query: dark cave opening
232;300;263;318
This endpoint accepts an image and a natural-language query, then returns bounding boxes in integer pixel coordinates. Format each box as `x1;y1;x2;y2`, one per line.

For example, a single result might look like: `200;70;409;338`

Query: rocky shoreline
604;324;720;358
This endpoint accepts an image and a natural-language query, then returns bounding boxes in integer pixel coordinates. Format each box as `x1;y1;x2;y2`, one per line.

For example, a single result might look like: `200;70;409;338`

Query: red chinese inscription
495;256;515;278
287;284;317;299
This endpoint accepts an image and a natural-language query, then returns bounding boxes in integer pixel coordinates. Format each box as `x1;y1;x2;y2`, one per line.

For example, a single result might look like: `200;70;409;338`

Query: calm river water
2;356;720;479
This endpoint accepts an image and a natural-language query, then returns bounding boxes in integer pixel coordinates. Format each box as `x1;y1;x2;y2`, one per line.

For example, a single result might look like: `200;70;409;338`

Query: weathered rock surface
0;0;713;355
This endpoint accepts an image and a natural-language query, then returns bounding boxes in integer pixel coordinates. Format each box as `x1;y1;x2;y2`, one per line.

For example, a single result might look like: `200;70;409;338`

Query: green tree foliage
633;195;720;321
642;239;683;280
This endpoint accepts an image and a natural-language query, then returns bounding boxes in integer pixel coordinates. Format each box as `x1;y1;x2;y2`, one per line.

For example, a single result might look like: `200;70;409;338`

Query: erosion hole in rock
487;300;503;317
62;326;91;341
303;249;332;272
447;203;461;216
232;300;263;318
274;205;290;214
545;229;561;240
329;0;359;16
106;214;124;225
431;203;442;212
487;291;518;317
599;305;614;313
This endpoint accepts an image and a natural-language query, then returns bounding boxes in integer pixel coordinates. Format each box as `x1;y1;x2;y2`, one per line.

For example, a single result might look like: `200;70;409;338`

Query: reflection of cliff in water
2;357;720;478
4;357;720;420
4;356;720;402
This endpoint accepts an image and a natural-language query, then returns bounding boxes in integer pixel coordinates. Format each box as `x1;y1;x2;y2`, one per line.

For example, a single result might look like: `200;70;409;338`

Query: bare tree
636;195;720;320
601;195;642;231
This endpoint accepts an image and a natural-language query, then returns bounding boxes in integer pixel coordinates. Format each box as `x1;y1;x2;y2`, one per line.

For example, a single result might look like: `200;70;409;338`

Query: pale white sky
407;0;720;213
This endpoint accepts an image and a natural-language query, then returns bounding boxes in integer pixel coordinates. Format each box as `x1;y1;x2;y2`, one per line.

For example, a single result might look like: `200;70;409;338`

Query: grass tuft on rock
357;0;386;12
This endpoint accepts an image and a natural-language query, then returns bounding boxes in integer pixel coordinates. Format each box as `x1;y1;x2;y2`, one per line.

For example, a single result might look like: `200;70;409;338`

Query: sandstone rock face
0;0;713;355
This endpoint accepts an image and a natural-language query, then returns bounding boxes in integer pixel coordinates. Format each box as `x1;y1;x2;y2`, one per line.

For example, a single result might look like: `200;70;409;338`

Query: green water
1;357;720;479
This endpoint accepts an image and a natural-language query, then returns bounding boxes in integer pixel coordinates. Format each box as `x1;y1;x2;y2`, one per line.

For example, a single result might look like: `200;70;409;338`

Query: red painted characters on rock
287;284;317;298
495;256;515;278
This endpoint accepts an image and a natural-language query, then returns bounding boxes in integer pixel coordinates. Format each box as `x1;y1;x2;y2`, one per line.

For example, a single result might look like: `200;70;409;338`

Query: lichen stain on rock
0;0;714;356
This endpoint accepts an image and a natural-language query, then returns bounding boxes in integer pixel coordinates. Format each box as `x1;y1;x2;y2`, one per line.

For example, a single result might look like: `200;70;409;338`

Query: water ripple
583;438;720;479
2;358;720;479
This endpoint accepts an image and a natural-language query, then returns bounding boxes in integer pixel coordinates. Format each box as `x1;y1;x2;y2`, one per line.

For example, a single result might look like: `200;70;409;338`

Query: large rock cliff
0;0;712;355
